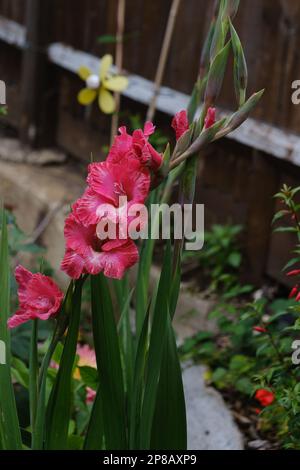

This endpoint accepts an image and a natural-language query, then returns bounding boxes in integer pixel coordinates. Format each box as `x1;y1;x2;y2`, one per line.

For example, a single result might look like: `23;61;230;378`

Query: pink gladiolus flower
7;265;63;329
76;344;97;368
52;343;97;377
76;345;97;403
107;123;163;171
204;107;216;129
61;213;138;280
73;343;97;381
171;110;189;141
74;159;150;227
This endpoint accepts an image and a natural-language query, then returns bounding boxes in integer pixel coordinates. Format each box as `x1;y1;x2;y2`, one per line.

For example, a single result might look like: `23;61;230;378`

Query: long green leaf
129;308;150;449
91;273;127;449
118;287;135;400
84;385;104;450
136;188;160;337
150;314;187;450
32;282;74;449
45;279;83;449
139;243;172;449
0;208;22;450
29;319;38;433
205;40;231;106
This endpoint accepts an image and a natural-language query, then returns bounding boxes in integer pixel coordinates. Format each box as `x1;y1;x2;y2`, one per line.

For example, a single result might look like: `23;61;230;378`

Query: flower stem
29;319;38;434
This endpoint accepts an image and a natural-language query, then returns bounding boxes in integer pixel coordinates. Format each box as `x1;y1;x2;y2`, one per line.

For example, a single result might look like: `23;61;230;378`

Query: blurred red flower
255;389;275;407
253;326;267;333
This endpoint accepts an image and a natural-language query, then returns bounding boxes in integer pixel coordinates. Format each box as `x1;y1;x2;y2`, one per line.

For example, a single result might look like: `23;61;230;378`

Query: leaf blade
0;208;22;450
45;279;83;450
91;273;127;449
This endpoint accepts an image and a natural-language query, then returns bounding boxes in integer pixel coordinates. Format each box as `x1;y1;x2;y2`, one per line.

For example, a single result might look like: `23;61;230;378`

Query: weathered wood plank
47;42;300;166
1;15;300;166
0;15;25;47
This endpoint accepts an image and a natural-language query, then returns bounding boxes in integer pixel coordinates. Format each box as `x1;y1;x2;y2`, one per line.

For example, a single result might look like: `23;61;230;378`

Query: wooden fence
0;0;300;285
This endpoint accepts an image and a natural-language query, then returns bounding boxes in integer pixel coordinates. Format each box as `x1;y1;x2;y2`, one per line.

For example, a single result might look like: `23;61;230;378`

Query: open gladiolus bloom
7;265;63;329
60;122;163;280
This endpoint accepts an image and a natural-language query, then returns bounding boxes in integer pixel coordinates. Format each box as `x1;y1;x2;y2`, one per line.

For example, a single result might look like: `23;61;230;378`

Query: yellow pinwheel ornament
77;54;128;114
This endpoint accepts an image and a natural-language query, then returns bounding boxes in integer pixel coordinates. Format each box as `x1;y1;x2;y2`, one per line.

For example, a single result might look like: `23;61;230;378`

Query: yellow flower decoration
77;54;128;114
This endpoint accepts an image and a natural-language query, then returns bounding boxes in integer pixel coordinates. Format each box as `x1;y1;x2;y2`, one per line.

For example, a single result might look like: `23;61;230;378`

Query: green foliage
183;223;251;296
44;281;83;449
0;105;7;115
0;210;45;258
90;273;127;450
180;294;300;448
180;186;300;449
0;208;22;449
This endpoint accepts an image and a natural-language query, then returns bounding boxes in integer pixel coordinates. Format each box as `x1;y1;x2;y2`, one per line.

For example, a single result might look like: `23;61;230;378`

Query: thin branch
110;0;126;145
146;0;181;123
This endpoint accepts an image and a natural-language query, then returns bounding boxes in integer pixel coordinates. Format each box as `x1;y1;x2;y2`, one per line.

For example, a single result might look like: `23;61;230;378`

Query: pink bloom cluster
171;107;216;141
61;122;163;280
8;265;63;328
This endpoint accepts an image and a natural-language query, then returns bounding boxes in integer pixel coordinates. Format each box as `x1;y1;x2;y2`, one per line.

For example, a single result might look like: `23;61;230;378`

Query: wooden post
110;0;126;145
146;0;181;123
19;0;56;147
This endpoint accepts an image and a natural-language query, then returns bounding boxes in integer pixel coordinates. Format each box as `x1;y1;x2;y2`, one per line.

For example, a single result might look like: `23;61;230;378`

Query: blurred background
0;0;300;286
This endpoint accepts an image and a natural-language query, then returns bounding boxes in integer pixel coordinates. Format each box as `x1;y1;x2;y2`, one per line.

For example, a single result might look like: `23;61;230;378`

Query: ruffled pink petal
143;121;155;137
15;265;33;304
64;213;97;258
107;126;133;164
83;250;104;276
74;188;108;226
131;130;162;171
25;305;60;321
100;239;139;279
80;237;138;279
9;267;63;328
61;248;86;279
147;143;163;170
7;310;31;329
28;273;63;300
63;214;111;278
107;123;162;172
25;274;63;317
115;159;150;202
88;160;150;206
87;162;118;205
171;110;189;140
